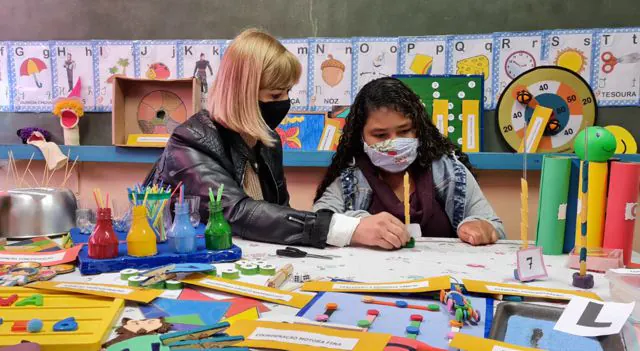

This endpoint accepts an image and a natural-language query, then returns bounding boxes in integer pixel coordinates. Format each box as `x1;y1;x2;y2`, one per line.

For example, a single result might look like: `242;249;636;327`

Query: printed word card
493;32;545;100
0;245;81;266
0;43;10;110
399;36;448;75
462;279;602;301
516;246;549;281
94;40;134;110
302;276;450;293
10;41;53;111
352;37;399;93
282;39;310;110
451;333;539;351
226;320;391;351
310;38;352;110
593;28;640;106
449;35;494;108
30;281;163;303
52;41;96;110
178;40;224;105
135;40;178;80
181;274;314;308
544;30;595;85
554;297;634;337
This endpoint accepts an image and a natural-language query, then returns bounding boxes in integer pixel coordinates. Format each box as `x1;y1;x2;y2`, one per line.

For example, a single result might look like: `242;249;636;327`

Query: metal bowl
0;188;77;238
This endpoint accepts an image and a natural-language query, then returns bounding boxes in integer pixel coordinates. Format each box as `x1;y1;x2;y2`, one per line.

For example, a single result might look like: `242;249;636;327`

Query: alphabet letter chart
352;37;399;93
52;41;96;110
282;39;310;110
593;28;640;106
448;34;494;108
134;40;177;80
493;32;545;101
0;42;9;111
309;38;353;111
398;36;448;76
543;30;595;87
93;40;134;111
10;41;53;111
178;40;224;105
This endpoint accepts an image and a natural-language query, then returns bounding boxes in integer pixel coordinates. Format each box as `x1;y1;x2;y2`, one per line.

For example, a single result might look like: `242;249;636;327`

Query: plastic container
126;205;158;257
167;202;197;254
606;269;640;321
204;202;232;250
87;208;119;259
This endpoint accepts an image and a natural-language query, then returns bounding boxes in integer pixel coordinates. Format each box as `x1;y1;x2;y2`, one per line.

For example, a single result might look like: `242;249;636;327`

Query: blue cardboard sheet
140;297;231;325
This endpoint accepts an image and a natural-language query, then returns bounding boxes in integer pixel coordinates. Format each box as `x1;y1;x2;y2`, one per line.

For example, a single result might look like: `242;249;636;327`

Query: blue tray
71;226;242;275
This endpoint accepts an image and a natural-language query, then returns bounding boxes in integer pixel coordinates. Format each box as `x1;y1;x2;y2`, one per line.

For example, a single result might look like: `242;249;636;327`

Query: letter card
352;37;399;94
543;29;595;87
493;32;545;102
398;36;448;75
282;39;310;110
10;41;53;111
309;38;353;110
448;34;494;108
93;40;134;111
134;40;178;80
51;41;96;110
592;28;640;106
0;42;9;111
178;40;224;105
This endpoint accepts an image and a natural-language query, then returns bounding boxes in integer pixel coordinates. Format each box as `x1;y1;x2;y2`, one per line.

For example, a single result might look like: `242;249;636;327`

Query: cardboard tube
536;156;571;255
63;126;80;145
563;158;580;253
603;161;640;266
574;161;609;250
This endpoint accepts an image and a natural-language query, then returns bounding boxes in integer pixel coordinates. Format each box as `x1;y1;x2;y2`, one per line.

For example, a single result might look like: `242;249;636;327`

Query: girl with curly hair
313;77;504;250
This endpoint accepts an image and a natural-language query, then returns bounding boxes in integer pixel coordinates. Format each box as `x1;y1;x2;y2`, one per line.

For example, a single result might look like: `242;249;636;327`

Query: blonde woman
144;29;343;247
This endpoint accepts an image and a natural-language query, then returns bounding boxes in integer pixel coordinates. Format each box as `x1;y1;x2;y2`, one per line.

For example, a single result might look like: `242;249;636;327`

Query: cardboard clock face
497;66;597;153
505;51;537;79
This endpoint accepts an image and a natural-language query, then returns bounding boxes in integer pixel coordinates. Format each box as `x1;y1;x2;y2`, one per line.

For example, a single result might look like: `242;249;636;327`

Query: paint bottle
126;205;157;257
167;202;197;254
88;208;119;259
204;201;232;250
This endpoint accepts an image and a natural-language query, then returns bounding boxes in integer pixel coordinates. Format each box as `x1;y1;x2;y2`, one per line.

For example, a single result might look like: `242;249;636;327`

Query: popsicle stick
403;171;410;225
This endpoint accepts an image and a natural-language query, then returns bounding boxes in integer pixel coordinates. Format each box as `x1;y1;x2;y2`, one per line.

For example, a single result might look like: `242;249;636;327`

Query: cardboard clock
53;78;85;145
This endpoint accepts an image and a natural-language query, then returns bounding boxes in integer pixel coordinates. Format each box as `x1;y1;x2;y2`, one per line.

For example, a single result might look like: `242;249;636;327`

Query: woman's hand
458;220;498;246
351;212;410;250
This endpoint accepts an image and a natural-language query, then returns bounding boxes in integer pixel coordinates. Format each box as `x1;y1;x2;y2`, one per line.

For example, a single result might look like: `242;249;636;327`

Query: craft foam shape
301;276;451;293
29;280;163;303
160;322;230;345
0;287;124;350
26;318;43;332
432;99;449;136
384;335;447;351
106;335;170;351
450;333;539;351
11;320;27;332
0;294;18;306
461;100;480;152
166;263;214;273
222;297;270;317
143;298;231;325
163;314;205;326
518;105;552;153
15;294;43;306
53;317;79;332
181;274;314;308
222;307;260;324
167;335;244;349
462;279;602;300
225;319;392;351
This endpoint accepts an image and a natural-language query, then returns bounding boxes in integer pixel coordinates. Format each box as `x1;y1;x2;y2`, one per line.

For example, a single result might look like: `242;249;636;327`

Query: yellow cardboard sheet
181;274;314;308
462;279;602;301
462;100;480;152
450;333;540;351
432;99;449;136
301;276;450;293
222;307;260;324
29;280;163;303
518;105;552;153
226;320;391;351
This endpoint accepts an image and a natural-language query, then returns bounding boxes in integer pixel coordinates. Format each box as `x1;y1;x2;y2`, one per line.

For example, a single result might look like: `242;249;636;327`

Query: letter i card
93;40;134;111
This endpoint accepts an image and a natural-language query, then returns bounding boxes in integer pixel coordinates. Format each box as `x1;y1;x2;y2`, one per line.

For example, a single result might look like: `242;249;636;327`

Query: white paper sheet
178;40;223;106
449;35;494;108
352;38;399;93
544;30;595;85
554;296;634;337
94;41;134;110
11;42;53;111
52;41;96;110
0;43;9;110
493;33;544;101
593;28;640;106
282;39;310;110
310;38;352;110
135;41;177;80
399;36;448;75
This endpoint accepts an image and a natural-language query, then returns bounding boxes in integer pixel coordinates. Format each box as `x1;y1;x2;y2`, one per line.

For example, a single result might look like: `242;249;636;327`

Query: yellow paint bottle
127;205;158;257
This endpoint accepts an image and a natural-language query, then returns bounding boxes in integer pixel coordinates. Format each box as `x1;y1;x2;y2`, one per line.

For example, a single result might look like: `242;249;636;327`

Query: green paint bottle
204;201;232;250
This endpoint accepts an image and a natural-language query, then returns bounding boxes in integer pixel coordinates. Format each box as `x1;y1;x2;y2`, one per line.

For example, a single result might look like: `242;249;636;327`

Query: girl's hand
351;212;410;250
458;220;498;246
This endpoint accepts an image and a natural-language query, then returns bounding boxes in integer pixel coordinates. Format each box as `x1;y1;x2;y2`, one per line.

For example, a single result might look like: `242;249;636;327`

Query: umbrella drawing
20;57;47;88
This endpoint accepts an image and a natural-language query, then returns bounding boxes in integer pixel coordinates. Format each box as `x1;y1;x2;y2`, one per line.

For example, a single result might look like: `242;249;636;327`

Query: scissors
601;51;640;73
276;246;337;260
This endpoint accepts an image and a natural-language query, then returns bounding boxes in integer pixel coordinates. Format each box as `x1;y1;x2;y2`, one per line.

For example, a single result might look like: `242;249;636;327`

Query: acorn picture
321;54;345;87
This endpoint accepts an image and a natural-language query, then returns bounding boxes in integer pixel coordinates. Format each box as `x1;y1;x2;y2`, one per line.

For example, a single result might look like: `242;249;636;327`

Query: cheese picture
456;55;489;80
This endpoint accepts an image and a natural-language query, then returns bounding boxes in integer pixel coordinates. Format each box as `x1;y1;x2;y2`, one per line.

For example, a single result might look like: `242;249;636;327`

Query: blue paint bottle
167;202;197;254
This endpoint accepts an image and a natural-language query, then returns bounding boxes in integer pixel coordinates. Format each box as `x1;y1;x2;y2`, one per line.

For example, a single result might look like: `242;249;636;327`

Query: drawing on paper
19;57;47;88
193;53;214;93
409;54;433;74
456;55;490;80
321;55;345;87
275;112;325;151
63;53;76;92
505;51;536;79
106;58;130;84
600;51;640;74
145;62;171;80
360;52;389;79
554;48;587;74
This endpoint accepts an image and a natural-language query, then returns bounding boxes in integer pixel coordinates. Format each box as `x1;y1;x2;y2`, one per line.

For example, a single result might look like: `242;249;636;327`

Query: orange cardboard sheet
301;276;451;293
462;279;602;301
28;280;162;303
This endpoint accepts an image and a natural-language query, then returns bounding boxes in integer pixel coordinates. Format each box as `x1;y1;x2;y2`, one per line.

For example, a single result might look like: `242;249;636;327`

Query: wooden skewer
61;156;79;188
4;151;13;187
27;169;39;187
18;153;35;188
9;151;19;187
45;164;58;187
63;150;70;181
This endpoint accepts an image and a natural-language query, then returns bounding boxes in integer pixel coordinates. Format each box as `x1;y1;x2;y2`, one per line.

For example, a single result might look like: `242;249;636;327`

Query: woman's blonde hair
208;28;301;146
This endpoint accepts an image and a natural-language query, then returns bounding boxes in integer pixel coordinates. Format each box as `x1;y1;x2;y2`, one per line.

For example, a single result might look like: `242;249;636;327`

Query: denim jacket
313;154;506;241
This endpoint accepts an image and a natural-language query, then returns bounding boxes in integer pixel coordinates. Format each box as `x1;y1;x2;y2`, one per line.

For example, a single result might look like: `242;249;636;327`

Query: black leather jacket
144;110;331;248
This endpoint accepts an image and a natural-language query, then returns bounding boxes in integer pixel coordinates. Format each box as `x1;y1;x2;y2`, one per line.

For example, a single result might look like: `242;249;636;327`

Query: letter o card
516;247;548;282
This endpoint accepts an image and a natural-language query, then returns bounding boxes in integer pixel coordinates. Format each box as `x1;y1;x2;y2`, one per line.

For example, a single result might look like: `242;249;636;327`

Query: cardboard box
112;77;201;147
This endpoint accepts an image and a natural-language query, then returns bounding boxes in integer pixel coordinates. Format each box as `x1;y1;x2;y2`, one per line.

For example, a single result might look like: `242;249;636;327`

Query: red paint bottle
88;208;119;259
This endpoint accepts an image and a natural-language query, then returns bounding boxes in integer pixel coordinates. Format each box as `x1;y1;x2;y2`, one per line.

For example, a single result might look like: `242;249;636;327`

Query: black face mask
259;99;291;129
